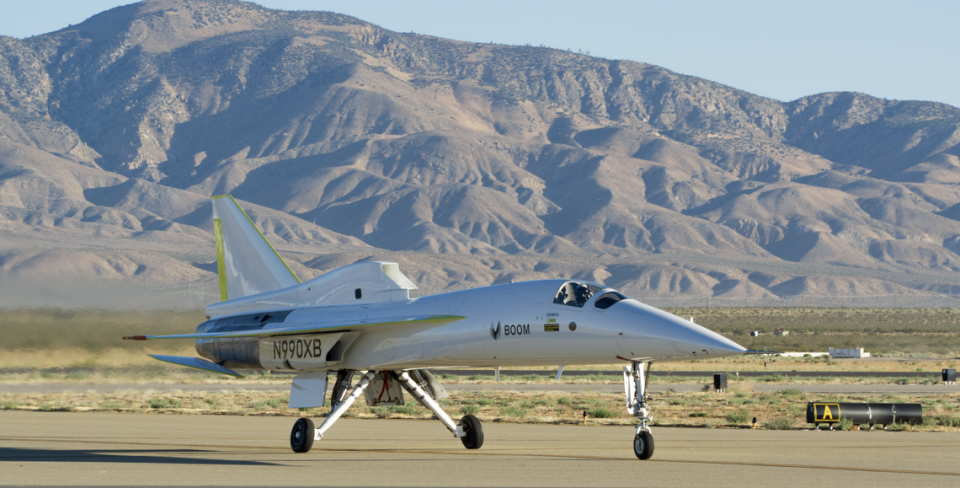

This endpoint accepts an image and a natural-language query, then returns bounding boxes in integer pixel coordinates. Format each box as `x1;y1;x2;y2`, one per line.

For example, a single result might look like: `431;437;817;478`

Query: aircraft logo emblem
489;321;502;340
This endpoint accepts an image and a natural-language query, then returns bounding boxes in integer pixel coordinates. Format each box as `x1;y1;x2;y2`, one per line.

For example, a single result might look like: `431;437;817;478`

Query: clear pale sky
2;0;958;107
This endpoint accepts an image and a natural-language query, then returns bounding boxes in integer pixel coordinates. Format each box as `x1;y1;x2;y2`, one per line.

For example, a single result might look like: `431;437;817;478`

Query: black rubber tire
291;418;315;453
633;431;654;460
459;414;484;449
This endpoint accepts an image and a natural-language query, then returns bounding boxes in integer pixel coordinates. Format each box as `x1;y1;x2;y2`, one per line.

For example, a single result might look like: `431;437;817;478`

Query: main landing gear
289;370;483;453
624;361;655;460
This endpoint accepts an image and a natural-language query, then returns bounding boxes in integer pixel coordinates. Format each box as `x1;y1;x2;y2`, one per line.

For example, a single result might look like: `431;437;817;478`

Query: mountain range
2;0;960;308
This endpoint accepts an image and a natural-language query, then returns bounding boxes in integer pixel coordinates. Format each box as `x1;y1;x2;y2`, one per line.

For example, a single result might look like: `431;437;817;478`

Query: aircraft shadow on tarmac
0;447;284;466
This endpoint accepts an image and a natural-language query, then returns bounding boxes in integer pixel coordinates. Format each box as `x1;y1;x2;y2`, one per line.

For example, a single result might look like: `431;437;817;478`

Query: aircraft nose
679;323;746;357
617;301;747;359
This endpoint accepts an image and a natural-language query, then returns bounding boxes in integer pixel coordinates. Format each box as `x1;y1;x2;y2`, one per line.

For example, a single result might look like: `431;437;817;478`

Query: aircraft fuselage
196;279;744;372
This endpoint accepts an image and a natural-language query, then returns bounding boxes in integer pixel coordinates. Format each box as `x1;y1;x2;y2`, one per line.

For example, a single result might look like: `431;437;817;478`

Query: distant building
829;347;870;358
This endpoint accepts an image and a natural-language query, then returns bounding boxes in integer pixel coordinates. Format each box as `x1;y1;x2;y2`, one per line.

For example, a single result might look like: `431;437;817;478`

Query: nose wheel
633;430;654;460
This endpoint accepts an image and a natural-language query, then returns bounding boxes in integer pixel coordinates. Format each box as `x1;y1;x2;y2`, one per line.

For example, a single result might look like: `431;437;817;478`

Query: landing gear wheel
459;414;484;449
291;418;315;453
633;431;654;460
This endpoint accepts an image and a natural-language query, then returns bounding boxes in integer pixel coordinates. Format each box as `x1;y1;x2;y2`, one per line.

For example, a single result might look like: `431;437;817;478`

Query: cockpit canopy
553;281;603;307
552;281;631;309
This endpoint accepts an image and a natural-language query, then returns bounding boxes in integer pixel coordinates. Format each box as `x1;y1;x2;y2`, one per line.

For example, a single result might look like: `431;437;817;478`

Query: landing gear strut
624;361;654;460
394;371;484;449
289;370;483;453
289;370;375;453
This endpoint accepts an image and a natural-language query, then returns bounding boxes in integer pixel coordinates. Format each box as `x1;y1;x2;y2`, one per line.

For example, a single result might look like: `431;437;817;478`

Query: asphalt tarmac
1;411;958;487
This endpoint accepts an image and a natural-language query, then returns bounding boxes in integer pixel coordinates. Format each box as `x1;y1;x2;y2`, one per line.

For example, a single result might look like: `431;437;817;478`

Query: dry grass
2;388;957;431
1;365;949;387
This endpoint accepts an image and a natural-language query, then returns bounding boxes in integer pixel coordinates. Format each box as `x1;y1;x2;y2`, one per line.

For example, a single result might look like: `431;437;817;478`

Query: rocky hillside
2;0;960;308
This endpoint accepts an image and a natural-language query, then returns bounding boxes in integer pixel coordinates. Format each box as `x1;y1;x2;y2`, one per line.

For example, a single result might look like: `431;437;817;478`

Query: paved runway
3;381;959;395
1;411;958;487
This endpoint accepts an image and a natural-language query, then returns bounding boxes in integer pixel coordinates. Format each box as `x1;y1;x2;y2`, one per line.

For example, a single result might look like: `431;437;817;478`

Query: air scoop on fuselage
610;299;746;361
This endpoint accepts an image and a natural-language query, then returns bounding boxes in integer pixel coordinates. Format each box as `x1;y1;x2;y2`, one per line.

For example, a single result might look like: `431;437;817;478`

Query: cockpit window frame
593;292;627;310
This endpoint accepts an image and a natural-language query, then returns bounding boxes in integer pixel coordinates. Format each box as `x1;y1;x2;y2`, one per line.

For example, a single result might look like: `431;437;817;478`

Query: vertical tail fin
212;195;300;301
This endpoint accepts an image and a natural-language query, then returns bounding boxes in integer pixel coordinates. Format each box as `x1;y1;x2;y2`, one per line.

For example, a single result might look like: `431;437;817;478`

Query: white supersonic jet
124;195;749;460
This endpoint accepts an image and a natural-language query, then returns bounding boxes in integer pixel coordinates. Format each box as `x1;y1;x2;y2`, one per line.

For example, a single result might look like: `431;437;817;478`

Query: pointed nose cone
682;321;747;357
617;301;747;360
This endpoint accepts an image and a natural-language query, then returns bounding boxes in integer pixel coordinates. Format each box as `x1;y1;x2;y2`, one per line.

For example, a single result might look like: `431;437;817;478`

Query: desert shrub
837;418;854;430
501;407;528;419
762;417;795;430
460;405;480;416
39;402;72;412
787;404;806;417
557;397;572;405
938;416;960;427
476;398;493;406
777;389;804;397
253;397;286;410
725;410;750;424
391;405;418;416
147;398;181;409
589;407;617;418
689;412;708;418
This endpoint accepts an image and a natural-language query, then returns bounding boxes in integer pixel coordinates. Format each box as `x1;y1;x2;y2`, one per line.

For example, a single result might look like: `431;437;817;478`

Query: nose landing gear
624;361;654;460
